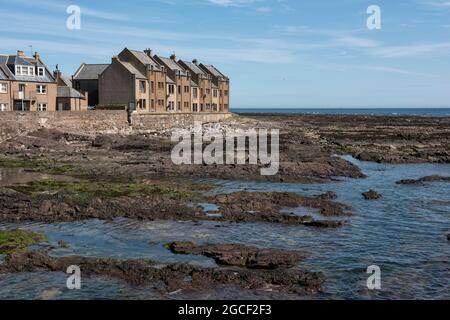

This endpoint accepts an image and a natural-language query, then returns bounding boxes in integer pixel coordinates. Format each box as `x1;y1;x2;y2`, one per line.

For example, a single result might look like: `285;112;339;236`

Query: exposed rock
396;176;450;186
0;188;347;228
0;251;324;295
168;242;304;269
317;191;338;200
362;190;382;200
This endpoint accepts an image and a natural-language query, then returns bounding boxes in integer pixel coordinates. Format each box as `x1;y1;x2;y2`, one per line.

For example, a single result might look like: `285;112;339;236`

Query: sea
232;108;450;117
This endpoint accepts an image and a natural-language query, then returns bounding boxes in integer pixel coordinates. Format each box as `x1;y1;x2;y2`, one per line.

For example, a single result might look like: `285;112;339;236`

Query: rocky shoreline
0;113;448;299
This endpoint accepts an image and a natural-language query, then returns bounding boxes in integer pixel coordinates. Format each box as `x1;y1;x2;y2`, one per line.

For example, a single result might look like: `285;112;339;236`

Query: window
168;84;175;95
220;90;223;97
0;103;8;111
206;103;211;110
15;65;34;76
158;82;164;90
224;90;229;96
37;103;47;112
139;99;146;109
193;88;198;99
168;101;175;111
139;81;146;94
37;67;45;77
184;86;189;93
178;85;181;94
200;89;204;97
193;103;198;112
158;99;164;106
213;90;218;98
184;102;189;109
177;102;181;111
0;83;7;93
36;85;47;94
224;104;229;110
151;81;155;93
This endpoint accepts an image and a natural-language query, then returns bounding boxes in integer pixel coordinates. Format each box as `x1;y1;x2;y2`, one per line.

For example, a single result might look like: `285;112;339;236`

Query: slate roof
166;76;175;84
73;64;109;80
60;75;72;87
128;50;161;71
154;56;188;76
0;54;55;83
57;86;86;99
201;64;229;80
190;80;199;87
119;60;146;79
180;60;206;76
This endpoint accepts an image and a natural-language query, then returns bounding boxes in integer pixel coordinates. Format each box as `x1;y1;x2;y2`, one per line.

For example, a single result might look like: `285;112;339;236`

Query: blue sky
1;0;450;108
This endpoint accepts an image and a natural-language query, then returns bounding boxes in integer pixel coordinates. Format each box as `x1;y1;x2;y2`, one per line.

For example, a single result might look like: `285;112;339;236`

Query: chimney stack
170;53;176;61
17;50;25;57
192;59;198;65
33;52;40;61
144;48;152;57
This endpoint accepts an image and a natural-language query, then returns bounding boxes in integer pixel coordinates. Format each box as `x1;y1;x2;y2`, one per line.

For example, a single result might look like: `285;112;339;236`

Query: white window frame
37;103;47;112
0;103;8;111
0;82;7;94
15;65;35;76
37;67;45;77
36;85;47;94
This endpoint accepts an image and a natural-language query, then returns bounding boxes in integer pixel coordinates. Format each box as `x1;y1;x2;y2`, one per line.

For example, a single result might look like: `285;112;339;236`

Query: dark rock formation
168;242;304;269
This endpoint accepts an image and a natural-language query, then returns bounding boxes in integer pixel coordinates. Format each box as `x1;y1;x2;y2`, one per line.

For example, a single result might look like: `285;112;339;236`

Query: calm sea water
232;108;450;117
0;157;449;300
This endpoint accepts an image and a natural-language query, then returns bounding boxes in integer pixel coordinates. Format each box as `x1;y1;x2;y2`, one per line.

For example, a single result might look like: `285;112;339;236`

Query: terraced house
98;48;230;113
0;51;57;112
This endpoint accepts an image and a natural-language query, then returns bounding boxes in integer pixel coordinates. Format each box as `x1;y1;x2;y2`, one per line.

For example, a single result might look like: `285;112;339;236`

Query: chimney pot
170;53;176;61
17;50;25;57
192;59;198;65
34;52;40;60
144;48;152;57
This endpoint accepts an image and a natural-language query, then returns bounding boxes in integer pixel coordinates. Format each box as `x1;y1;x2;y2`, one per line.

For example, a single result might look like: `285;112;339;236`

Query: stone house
0;51;57;112
200;64;230;112
72;63;108;107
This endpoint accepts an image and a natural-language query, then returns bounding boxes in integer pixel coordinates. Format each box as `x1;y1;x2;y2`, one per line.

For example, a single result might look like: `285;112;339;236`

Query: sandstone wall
0;111;232;141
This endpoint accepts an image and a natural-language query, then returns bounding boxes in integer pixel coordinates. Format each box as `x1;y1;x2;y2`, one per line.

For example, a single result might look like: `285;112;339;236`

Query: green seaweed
0;229;47;254
13;179;200;200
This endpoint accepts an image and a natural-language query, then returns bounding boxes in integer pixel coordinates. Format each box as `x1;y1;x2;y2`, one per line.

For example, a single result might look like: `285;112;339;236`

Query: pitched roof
60;75;72;87
0;53;55;83
119;60;146;79
180;60;206;76
190;80;199;87
154;56;188;76
166;75;175;84
128;50;161;71
73;64;109;80
57;86;86;99
201;64;229;80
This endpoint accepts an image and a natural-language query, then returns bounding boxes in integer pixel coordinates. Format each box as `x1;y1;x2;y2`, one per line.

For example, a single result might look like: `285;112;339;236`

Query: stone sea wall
0;111;232;141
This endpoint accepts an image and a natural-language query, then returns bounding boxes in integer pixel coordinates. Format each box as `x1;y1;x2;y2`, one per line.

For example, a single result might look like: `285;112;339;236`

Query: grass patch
0;156;80;175
0;229;47;254
14;179;200;200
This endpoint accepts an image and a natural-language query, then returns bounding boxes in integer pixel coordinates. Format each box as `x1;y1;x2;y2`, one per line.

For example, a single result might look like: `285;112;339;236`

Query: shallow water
0;157;449;300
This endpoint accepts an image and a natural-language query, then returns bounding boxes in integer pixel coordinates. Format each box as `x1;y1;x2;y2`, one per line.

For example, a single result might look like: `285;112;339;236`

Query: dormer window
15;65;35;76
37;67;45;77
